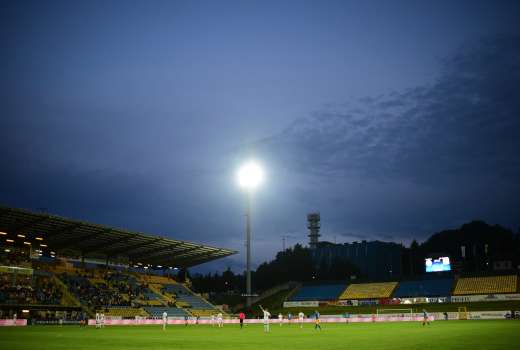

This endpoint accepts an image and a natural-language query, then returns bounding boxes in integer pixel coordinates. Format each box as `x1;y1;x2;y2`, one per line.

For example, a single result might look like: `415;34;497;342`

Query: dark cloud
255;35;520;241
261;36;520;183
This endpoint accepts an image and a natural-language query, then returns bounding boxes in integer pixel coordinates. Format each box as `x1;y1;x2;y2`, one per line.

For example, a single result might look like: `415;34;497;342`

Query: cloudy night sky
1;0;519;273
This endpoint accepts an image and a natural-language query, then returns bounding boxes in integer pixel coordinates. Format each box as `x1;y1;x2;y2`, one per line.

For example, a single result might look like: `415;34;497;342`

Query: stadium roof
0;205;236;268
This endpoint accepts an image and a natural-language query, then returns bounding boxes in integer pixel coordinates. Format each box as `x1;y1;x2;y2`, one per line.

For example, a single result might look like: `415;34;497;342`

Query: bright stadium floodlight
237;161;264;190
237;160;264;308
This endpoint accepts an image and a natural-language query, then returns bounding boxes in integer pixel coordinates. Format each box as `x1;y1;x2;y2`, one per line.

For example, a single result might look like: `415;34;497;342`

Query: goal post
376;308;413;317
458;307;468;320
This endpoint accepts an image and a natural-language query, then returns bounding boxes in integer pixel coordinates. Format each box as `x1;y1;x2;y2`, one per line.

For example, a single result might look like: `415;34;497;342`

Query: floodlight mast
245;191;252;307
237;161;263;308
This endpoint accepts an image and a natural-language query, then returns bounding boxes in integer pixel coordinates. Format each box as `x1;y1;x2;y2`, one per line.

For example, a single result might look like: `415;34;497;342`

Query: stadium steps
184;309;194;317
51;273;95;317
451;277;458;296
232;281;300;312
162;283;219;312
284;283;304;302
183;285;220;310
245;288;296;314
148;284;172;305
51;274;81;307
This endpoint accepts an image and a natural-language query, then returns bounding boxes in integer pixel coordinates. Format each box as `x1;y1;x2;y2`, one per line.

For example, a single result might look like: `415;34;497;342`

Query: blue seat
144;306;188;317
393;279;453;297
163;284;216;310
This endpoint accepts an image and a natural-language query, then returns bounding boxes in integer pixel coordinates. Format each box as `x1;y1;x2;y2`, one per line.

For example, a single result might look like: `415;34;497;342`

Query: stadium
2;1;520;349
1;205;519;349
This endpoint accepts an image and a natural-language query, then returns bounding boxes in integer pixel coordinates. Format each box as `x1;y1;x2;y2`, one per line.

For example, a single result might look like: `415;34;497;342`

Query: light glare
238;161;264;190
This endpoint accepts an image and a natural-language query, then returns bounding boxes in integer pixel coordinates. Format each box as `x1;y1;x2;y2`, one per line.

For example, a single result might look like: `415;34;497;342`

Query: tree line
190;220;520;295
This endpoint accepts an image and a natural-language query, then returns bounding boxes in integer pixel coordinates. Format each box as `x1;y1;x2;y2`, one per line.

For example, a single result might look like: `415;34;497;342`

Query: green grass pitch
1;320;519;350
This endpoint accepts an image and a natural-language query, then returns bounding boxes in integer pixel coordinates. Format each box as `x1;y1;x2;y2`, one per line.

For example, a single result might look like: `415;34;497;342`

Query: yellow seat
339;282;398;299
190;309;219;317
453;275;517;295
104;307;148;318
141;275;177;284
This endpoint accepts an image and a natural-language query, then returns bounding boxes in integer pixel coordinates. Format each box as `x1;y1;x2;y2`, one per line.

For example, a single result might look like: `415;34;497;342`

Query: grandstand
289;283;347;301
393;279;453;298
0;205;235;320
339;282;398;300
1;252;224;319
453;275;518;295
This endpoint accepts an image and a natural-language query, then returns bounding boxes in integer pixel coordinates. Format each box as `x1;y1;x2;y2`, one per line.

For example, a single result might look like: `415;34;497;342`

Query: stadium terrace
0;205;236;322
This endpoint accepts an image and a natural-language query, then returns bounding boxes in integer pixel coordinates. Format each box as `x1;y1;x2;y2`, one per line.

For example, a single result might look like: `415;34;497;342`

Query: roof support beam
163;250;217;266
105;237;164;257
9;216;50;234
178;250;231;265
82;235;134;255
135;245;196;262
52;229;113;251
145;247;214;265
173;248;213;260
45;223;83;239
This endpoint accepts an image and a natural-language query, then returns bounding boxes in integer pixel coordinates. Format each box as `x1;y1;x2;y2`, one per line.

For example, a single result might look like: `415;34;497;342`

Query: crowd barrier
3;311;507;328
450;294;520;303
88;315;435;326
0;319;28;327
467;311;510;320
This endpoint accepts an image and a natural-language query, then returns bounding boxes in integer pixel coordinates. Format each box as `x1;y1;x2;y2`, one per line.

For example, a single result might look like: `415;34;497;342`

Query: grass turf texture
1;320;519;350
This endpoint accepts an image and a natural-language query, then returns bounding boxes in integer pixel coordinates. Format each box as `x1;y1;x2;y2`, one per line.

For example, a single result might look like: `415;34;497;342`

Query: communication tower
307;213;321;249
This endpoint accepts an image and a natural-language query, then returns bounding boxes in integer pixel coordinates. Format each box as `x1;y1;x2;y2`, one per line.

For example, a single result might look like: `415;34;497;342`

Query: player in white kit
100;313;105;328
278;313;283;326
211;314;216;326
259;305;271;332
95;312;100;328
298;311;305;329
217;312;223;328
162;311;168;330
